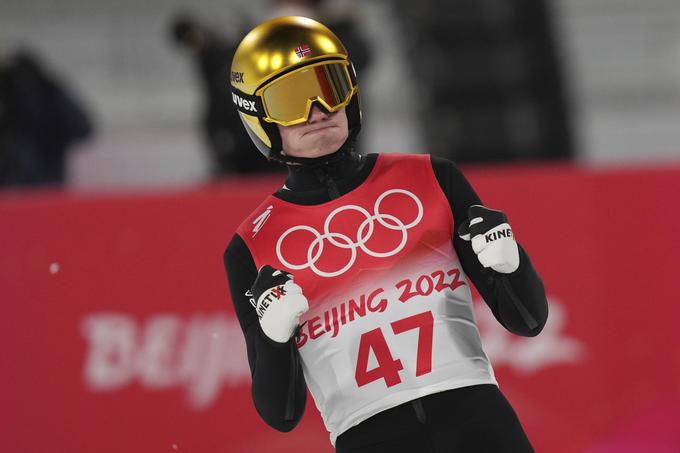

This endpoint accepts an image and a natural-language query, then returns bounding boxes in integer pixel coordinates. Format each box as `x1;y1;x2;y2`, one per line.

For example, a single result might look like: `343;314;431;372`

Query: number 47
355;311;434;388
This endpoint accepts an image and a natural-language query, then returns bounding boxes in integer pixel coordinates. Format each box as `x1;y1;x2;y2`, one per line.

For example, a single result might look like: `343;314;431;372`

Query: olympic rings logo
276;189;423;278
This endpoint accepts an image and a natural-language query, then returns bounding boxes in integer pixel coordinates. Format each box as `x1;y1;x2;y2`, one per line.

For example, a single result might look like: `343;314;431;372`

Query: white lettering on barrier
81;298;584;410
81;312;249;409
473;297;586;374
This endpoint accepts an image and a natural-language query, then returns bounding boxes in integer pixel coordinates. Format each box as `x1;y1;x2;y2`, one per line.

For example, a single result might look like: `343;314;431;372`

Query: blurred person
393;0;573;163
224;17;548;452
0;48;93;187
170;11;282;176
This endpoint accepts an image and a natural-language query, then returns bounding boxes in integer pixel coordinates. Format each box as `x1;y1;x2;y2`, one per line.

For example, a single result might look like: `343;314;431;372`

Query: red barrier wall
1;164;679;452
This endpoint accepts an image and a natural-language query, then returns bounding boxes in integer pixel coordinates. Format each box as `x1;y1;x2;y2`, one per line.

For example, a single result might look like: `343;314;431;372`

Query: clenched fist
457;205;520;274
249;265;309;343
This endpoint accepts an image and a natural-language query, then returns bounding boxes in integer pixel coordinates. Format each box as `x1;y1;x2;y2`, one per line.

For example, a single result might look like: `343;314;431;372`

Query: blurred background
1;0;678;188
1;0;679;452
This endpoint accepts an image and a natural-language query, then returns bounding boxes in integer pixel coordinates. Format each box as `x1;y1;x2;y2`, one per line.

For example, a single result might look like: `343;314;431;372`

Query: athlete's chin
304;145;341;158
302;133;347;157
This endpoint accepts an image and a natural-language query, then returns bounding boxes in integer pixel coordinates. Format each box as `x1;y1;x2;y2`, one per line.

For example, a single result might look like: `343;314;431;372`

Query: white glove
249;265;309;343
458;205;520;274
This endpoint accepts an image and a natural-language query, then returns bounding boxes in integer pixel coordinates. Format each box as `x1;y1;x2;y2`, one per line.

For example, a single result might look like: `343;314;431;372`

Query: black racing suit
224;152;548;452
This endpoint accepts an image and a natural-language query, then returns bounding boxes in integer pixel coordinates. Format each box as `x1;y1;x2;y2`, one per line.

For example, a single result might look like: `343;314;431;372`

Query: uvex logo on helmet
232;93;258;113
231;71;244;83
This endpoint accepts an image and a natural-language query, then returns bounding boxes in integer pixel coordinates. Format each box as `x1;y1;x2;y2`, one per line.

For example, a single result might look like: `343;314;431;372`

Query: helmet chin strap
276;119;362;167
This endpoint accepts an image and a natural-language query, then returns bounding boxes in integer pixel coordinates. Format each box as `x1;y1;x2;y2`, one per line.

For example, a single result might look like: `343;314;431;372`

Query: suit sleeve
223;233;306;431
430;156;549;337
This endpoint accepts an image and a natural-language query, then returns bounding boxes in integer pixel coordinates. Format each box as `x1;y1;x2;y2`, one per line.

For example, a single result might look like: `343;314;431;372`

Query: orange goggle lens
260;62;354;125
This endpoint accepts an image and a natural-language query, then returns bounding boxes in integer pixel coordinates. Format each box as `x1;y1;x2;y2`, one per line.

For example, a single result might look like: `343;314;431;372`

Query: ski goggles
231;60;357;126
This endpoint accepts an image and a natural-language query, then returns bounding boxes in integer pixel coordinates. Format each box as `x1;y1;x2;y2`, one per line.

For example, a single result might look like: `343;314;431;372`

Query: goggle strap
231;87;266;117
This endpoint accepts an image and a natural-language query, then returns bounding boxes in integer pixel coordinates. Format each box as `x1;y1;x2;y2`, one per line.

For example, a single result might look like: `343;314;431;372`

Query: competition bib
237;154;496;444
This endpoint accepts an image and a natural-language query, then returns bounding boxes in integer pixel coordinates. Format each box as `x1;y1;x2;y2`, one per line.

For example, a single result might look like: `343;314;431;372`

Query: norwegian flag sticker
295;44;312;58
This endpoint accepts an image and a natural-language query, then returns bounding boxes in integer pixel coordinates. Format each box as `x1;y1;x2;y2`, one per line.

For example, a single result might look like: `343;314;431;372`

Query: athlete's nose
307;105;330;124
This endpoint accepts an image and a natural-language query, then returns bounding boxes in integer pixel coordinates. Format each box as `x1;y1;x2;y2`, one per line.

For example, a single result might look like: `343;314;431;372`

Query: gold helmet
230;16;362;162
